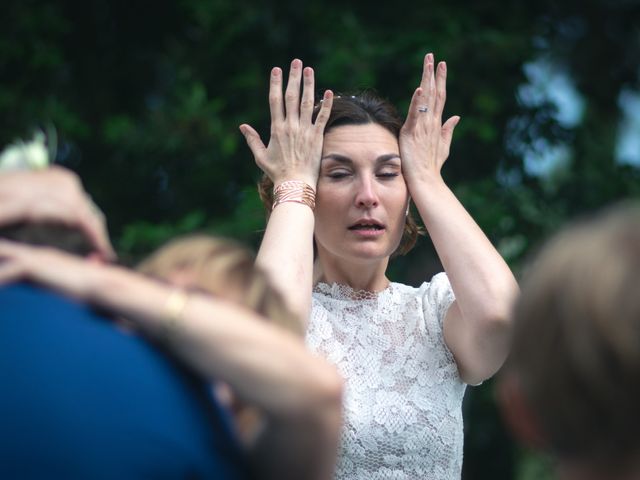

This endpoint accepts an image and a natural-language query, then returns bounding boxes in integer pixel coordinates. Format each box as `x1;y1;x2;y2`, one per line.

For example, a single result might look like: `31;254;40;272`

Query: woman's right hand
239;59;333;188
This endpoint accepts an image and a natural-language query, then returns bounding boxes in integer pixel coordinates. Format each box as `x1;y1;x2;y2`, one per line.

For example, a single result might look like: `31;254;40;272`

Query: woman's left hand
399;53;460;185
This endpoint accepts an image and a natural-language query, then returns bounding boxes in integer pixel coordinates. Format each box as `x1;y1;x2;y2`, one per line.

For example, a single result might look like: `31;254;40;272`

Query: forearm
256;202;315;323
411;175;518;321
85;263;341;419
398;53;517;381
241;61;332;326
411;176;518;382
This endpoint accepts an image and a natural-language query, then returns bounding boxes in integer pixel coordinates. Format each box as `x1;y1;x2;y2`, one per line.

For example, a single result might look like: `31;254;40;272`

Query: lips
348;219;385;231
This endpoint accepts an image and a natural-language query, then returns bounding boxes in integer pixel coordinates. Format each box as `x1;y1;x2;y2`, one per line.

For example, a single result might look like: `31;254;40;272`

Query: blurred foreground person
499;203;640;480
0;168;244;478
0;167;342;479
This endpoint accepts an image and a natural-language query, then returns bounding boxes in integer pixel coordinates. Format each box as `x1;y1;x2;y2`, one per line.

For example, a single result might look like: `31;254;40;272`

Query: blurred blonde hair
136;234;303;337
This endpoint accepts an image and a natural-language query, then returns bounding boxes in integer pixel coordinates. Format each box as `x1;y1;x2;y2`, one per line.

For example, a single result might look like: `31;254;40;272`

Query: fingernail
292;59;302;68
304;66;313;76
427;53;433;61
271;67;281;76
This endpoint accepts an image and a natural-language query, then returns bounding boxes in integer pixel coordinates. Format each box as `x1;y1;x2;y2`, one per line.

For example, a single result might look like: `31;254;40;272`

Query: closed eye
377;172;400;179
326;170;351;179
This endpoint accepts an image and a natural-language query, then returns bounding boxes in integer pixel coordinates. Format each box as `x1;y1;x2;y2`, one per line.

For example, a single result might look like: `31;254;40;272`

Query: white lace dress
306;272;466;480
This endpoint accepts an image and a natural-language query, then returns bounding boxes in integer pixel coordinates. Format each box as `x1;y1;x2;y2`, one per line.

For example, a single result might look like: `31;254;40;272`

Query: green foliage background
3;0;640;478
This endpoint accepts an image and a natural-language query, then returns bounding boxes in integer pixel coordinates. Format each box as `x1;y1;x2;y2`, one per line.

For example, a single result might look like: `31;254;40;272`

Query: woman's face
314;123;409;264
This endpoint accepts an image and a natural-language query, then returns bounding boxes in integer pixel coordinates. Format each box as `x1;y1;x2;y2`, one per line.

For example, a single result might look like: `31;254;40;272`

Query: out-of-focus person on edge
499;203;640;480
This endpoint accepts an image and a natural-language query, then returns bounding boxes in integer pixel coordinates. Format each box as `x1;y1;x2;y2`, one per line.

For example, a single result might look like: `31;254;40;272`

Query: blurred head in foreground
137;234;303;337
499;203;640;480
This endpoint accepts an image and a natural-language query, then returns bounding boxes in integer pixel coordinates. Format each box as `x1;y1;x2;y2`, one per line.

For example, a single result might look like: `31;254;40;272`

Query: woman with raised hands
239;54;519;479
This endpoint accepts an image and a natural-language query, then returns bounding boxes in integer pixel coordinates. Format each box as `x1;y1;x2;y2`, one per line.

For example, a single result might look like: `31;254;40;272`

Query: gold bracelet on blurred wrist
163;288;189;338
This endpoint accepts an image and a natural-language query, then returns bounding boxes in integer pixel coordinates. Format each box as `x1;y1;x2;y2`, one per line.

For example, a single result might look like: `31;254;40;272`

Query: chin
346;245;395;262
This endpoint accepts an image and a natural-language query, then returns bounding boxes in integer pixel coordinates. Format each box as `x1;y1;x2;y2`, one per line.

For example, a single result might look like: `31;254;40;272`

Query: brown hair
137;234;303;336
258;92;423;256
0;223;95;256
507;203;640;470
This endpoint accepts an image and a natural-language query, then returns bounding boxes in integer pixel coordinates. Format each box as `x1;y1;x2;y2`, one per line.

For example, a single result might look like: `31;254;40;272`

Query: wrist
273;172;318;190
161;287;190;341
79;260;110;304
405;169;445;190
272;180;316;211
85;262;135;309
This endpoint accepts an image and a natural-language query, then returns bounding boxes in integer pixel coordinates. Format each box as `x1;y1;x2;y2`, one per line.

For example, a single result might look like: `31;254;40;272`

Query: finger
403;87;423;131
300;66;315;124
268;67;284;124
425;56;437;114
80;206;116;261
441;115;461;147
313;90;333;131
95;231;116;262
0;238;30;266
419;52;434;91
0;238;26;254
284;59;303;121
78;218;110;260
0;259;25;286
239;124;268;164
0;202;25;228
434;61;448;119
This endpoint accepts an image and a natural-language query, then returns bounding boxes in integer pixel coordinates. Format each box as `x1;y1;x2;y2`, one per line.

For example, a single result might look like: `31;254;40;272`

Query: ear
496;371;548;449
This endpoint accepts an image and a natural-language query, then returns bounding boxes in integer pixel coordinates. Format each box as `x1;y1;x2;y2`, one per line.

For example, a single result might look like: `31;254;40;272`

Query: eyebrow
321;153;401;165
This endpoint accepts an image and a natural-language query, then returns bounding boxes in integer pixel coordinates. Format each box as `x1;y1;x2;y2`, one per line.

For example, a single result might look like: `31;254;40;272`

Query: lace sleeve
420;272;457;363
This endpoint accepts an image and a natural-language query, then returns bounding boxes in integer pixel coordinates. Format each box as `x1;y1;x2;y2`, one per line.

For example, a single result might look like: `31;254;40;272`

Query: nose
354;176;379;209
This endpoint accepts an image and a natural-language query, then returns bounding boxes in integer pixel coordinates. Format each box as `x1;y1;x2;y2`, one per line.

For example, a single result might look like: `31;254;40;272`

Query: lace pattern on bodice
307;273;466;480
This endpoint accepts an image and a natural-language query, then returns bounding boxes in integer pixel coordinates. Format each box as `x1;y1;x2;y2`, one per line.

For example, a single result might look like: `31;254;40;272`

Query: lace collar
313;281;397;302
